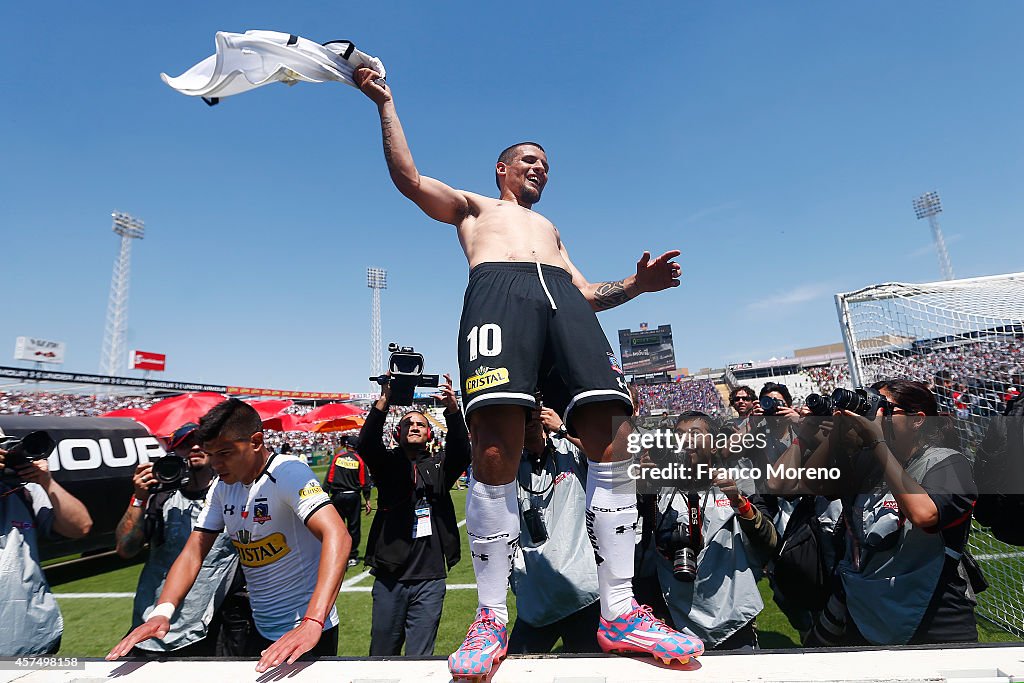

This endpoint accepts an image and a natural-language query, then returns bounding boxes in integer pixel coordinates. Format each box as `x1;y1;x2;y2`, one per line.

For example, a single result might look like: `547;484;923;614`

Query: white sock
586;459;638;620
465;475;519;625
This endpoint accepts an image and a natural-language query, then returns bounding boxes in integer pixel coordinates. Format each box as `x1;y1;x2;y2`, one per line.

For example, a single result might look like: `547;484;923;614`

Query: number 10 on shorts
467;324;502;362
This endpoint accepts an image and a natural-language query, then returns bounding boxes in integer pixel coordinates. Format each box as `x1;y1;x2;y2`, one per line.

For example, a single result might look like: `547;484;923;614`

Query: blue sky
3;2;1022;393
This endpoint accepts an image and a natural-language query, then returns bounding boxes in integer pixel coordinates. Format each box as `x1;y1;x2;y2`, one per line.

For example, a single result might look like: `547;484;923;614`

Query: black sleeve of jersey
441;408;472;490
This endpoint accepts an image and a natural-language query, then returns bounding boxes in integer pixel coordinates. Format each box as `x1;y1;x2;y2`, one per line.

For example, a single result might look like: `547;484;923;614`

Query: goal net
835;272;1024;638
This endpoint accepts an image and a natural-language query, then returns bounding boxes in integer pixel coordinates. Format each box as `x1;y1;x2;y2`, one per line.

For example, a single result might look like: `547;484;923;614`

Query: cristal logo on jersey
232;531;291;568
465;366;510;395
253;498;271;524
335;456;360;470
299;481;325;500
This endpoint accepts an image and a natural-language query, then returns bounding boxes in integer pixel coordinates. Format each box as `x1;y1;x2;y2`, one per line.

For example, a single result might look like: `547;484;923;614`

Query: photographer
804;380;978;646
646;412;778;650
0;430;92;655
727;386;758;424
508;403;600;654
107;399;351;673
115;422;247;656
358;373;471;656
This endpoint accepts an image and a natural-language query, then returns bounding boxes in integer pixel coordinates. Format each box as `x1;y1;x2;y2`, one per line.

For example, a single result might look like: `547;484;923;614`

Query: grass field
47;468;1020;657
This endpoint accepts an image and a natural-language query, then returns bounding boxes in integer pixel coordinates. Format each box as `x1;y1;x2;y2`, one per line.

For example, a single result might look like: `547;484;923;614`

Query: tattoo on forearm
593;280;632;311
381;116;394;166
116;512;146;556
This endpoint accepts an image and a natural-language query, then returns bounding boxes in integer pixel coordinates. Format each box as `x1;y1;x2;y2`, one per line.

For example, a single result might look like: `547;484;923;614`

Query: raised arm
557;232;681;311
355;67;470;226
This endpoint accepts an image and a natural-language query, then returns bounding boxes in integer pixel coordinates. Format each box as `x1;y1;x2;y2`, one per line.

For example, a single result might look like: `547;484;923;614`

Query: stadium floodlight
912;191;955;280
367;267;387;386
100;212;146;377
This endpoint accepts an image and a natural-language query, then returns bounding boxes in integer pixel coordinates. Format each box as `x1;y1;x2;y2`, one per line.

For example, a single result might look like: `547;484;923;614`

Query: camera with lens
655;492;702;582
830;387;893;421
369;343;440;407
805;393;836;417
0;430;56;478
759;395;783;416
150;453;190;493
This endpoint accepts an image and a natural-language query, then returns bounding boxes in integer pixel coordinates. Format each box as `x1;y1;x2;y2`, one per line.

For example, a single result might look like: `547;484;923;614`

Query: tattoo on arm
593;280;632;311
116;510;147;557
381;116;394;167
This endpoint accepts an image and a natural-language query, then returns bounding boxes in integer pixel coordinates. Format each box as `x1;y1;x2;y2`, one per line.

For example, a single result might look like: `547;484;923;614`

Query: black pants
243;625;339;658
508;601;602;654
370;576;446;656
330;491;362;561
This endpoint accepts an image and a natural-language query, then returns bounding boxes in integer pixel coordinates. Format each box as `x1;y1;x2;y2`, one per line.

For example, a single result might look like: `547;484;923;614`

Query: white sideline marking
56;519;475;599
56;583;479;599
974;551;1024;561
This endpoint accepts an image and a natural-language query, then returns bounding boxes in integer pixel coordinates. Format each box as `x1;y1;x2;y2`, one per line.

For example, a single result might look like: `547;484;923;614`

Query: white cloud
744;283;834;312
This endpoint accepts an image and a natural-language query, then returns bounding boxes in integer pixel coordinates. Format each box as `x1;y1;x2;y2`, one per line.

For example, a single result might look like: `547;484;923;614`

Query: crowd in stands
634;379;725;417
802;364;851;396
0;391;153;416
862;337;1024;419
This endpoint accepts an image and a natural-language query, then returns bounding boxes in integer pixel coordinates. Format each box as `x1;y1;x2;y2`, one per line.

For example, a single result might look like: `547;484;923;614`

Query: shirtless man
356;68;703;678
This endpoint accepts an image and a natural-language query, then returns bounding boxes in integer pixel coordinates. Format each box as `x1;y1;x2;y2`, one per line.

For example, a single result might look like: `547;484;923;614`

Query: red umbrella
262;413;309;432
301;402;364;423
246;399;294;420
100;408;147;419
310;416;365;433
136;392;226;437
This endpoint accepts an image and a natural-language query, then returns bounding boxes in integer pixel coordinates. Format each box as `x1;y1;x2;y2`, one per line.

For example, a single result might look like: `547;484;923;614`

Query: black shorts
457;262;632;428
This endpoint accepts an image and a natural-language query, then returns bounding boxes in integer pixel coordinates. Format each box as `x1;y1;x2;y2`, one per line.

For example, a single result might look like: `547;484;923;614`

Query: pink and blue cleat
597;600;704;665
448;608;508;680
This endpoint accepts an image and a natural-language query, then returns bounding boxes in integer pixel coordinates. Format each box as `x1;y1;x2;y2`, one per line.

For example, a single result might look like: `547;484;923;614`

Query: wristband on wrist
301;616;325;630
130;495;147;508
150;602;175;620
735;497;753;516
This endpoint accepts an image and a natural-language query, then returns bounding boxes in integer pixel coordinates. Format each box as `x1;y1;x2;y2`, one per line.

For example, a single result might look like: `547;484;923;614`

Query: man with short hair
116;422;244;656
0;435;92;655
728;386;757;421
645;411;778;651
356;67;698;678
107;398;351;673
358;374;470;656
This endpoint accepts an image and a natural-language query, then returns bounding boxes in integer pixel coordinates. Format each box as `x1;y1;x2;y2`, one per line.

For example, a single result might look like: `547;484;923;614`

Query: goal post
835;271;1024;638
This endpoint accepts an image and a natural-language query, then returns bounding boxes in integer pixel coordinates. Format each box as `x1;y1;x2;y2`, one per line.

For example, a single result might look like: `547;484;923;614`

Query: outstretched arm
355;67;470;226
558;233;681;311
106;529;216;660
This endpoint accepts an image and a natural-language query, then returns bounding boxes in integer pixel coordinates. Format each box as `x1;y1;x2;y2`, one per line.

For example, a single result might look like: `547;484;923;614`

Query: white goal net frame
835;272;1024;639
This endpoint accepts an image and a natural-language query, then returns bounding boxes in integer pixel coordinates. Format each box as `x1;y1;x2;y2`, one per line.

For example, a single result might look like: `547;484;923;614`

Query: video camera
0;430;56;478
369;343;440;407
